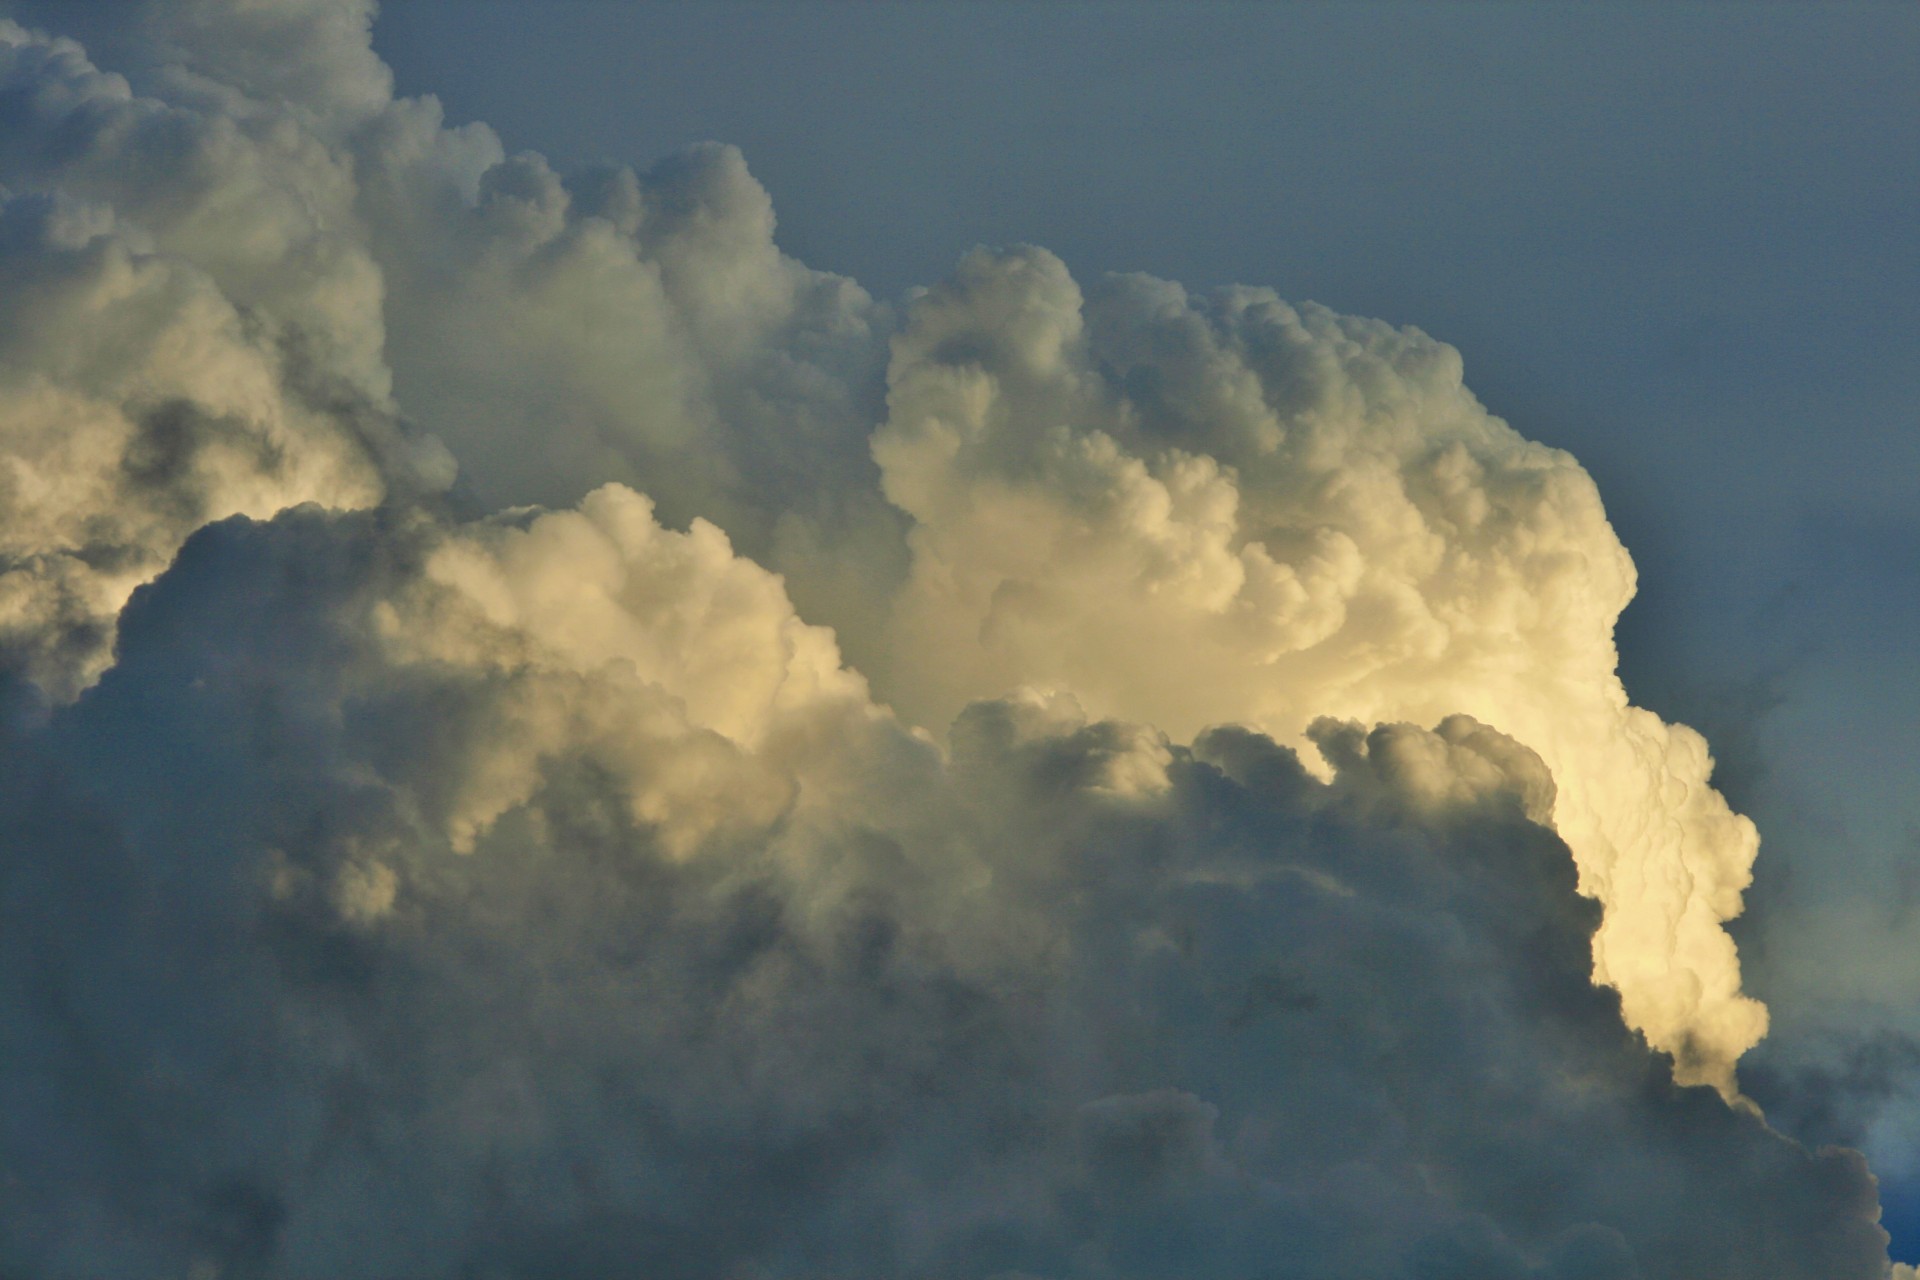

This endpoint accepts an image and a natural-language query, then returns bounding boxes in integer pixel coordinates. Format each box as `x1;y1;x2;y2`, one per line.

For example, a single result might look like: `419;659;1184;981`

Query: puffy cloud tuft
868;248;1762;1092
0;14;449;700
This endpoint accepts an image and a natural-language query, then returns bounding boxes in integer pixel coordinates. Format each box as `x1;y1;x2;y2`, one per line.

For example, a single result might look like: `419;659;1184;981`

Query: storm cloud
0;2;1901;1277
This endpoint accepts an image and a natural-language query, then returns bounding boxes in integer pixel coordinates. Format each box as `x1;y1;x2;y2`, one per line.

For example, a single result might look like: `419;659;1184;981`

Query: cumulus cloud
0;0;1901;1276
0;495;1892;1278
354;123;904;665
866;247;1763;1093
0;13;447;701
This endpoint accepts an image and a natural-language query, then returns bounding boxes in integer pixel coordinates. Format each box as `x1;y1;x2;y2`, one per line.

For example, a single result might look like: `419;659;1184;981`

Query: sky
368;0;1920;958
0;1;1916;1276
368;0;1920;1218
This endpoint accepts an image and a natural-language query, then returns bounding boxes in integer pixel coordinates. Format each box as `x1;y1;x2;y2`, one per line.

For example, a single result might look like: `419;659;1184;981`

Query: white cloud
866;248;1762;1092
0;1;1897;1275
0;15;449;700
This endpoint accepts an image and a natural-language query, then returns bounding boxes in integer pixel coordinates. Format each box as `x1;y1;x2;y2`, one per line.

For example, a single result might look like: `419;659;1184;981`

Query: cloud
1748;1028;1920;1191
354;124;905;667
0;14;448;701
0;495;1891;1278
867;248;1762;1092
0;1;1901;1276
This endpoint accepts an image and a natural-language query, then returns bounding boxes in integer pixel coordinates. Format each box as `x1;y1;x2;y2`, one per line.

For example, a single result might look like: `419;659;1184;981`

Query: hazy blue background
266;0;1920;1257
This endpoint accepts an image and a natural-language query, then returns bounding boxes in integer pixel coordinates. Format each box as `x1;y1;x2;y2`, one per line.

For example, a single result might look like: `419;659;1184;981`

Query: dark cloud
1748;1031;1920;1156
0;503;1894;1278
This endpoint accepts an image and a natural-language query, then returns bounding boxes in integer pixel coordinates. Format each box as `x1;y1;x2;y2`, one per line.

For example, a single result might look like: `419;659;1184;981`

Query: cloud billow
0;497;1886;1278
0;1;1898;1276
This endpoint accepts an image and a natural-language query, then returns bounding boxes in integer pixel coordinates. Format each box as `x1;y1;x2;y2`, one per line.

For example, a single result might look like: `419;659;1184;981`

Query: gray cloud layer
0;1;1903;1276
